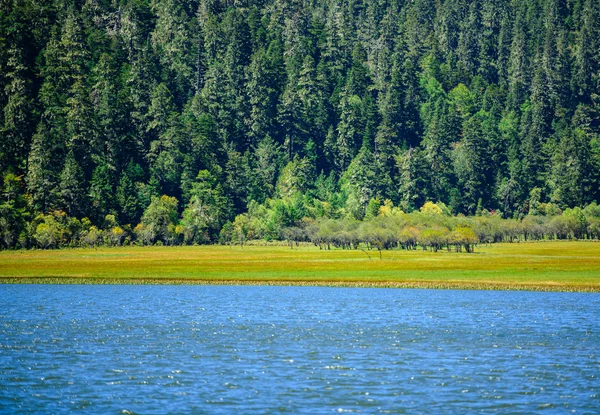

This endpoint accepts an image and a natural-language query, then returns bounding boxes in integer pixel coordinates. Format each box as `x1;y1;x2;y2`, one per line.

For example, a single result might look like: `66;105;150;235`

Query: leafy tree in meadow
137;195;179;245
448;226;479;252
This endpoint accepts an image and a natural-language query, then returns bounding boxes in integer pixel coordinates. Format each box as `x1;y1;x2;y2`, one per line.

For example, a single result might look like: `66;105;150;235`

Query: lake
1;285;599;414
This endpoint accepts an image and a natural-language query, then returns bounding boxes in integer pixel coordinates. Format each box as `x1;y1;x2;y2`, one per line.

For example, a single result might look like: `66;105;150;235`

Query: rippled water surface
1;285;599;414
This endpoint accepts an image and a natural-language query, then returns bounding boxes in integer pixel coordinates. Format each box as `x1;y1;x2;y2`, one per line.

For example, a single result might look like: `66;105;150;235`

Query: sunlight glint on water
1;285;599;414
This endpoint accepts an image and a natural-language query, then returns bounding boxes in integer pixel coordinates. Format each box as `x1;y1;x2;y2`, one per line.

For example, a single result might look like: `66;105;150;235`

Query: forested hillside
1;0;600;248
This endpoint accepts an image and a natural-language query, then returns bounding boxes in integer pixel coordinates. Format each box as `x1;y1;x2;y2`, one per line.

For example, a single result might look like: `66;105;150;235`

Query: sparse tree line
222;200;600;255
1;0;600;251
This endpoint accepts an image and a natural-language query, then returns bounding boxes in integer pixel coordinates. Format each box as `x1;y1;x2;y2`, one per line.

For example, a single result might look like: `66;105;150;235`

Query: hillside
1;0;599;247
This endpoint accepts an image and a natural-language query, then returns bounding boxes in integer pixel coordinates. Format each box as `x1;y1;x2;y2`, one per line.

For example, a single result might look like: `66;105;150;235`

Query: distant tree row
224;199;600;254
1;0;600;248
5;176;600;251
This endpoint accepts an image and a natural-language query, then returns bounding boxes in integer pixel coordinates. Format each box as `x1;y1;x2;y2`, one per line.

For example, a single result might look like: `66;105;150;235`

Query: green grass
1;241;600;291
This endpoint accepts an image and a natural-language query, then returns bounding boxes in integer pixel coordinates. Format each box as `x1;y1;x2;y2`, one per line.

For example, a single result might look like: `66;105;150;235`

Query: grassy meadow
1;241;600;291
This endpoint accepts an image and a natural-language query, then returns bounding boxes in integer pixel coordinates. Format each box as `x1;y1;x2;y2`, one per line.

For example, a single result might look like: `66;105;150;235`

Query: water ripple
1;285;599;414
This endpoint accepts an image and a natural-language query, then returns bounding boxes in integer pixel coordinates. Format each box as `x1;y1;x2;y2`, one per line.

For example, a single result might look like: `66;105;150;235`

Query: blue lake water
1;285;599;414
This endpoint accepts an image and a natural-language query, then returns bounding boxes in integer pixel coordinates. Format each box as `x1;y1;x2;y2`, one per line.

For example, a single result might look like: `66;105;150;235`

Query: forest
1;0;599;250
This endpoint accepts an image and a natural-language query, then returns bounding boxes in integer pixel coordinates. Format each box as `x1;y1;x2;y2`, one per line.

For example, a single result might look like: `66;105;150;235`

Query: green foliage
180;170;230;244
1;0;600;250
276;157;314;199
420;202;444;216
0;173;28;248
137;195;179;245
365;198;382;220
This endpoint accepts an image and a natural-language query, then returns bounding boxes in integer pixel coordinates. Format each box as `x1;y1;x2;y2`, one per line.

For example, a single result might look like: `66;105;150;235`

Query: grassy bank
1;241;600;291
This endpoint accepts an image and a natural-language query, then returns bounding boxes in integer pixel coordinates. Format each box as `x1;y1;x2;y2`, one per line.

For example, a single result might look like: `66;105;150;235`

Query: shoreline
2;277;598;292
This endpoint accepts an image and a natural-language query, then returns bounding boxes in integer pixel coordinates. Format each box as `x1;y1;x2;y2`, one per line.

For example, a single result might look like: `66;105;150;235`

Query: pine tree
457;0;481;79
250;135;284;204
521;61;552;193
542;0;571;115
335;91;363;173
65;79;95;173
246;47;279;148
297;55;329;168
550;127;593;208
575;0;600;99
27;124;59;213
150;0;196;102
89;161;115;222
454;111;492;214
116;160;144;226
396;147;430;212
128;40;158;154
146;83;181;195
507;4;529;110
422;97;458;202
92;53;131;174
59;150;88;217
179;96;222;201
1;46;33;175
550;105;596;207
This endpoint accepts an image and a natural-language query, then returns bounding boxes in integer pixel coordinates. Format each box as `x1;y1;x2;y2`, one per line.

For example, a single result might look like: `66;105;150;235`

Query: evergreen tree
250;135;284;204
59;150;88;218
92;53;131;174
150;0;196;102
550;128;593;208
297;55;329;168
146;83;181;195
116;160;145;226
1;44;33;175
507;4;529;110
575;0;600;99
454;111;493;214
246;47;280;148
27;124;59;213
421;97;458;202
89;161;114;222
396;147;430;212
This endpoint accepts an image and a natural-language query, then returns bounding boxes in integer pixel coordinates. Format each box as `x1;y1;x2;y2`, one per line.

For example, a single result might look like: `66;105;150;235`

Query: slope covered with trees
1;0;600;249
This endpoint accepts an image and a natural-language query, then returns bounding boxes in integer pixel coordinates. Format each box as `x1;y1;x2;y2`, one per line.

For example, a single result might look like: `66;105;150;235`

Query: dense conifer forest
1;0;600;249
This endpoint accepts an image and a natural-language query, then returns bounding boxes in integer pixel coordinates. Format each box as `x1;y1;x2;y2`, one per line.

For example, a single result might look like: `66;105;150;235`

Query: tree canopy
1;0;599;249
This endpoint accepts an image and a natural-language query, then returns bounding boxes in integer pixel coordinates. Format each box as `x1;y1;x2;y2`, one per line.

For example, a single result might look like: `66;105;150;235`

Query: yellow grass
1;241;600;291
